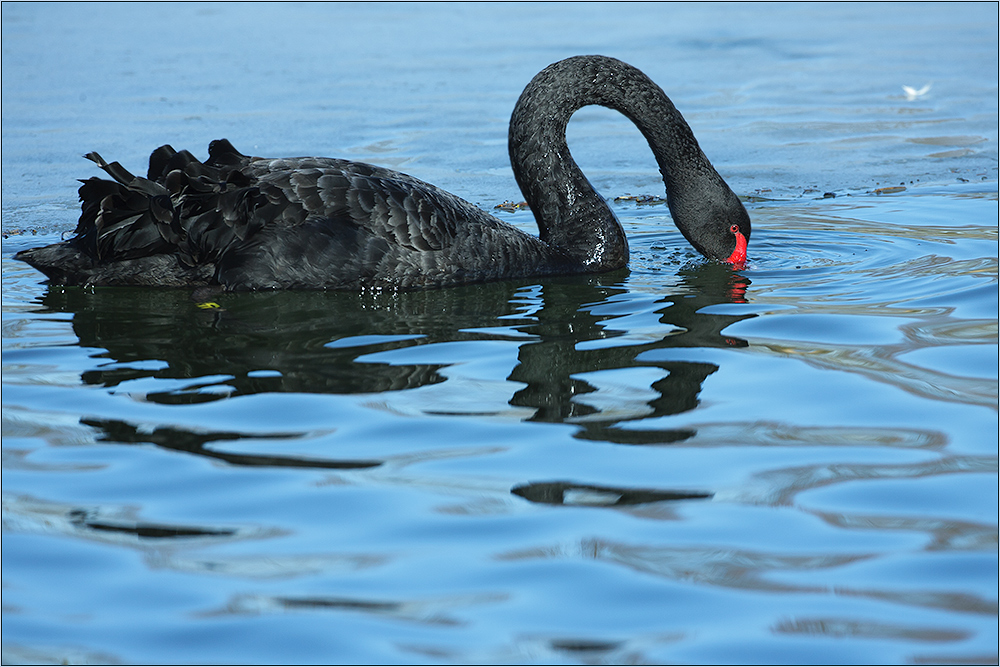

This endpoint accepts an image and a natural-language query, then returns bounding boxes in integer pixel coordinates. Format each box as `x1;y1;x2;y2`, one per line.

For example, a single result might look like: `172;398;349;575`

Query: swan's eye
729;224;740;234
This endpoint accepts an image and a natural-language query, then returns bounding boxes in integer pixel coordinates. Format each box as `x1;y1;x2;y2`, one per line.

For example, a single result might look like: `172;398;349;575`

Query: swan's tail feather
206;138;250;168
72;177;173;262
15;139;257;286
83;151;135;186
71;147;178;263
148;144;178;180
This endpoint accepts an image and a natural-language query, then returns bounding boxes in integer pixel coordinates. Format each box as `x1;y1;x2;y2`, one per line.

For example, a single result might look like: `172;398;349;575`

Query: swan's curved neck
508;55;733;269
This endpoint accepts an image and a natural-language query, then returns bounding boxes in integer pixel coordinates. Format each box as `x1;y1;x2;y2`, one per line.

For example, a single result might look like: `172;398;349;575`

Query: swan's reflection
80;417;382;470
38;263;752;449
509;265;751;444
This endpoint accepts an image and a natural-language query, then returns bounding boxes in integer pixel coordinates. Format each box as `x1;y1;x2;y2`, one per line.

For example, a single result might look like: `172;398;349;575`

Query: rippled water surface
2;3;997;664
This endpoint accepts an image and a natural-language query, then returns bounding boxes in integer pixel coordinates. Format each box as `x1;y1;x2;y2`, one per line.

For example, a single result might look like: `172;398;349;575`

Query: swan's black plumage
15;56;751;290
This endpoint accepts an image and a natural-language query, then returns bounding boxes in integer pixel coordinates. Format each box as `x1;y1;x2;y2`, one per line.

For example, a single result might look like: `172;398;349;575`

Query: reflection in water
509;266;751;446
2;493;274;548
202;590;507;629
772;617;970;642
69;509;235;539
511;481;711;506
80;417;382;470
36;264;753;456
816;511;996;552
500;537;997;616
739;453;995;507
25;264;756;562
752;333;998;411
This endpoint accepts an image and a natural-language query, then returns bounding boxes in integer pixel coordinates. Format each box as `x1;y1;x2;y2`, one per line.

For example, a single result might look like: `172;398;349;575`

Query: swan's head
669;187;751;269
720;209;751;269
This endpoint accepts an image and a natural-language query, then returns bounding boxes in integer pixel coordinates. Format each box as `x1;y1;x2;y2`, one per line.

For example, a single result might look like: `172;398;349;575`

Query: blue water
2;3;997;664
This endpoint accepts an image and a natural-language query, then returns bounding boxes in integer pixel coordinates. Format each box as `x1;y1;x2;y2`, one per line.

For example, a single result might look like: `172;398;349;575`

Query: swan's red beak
724;225;748;269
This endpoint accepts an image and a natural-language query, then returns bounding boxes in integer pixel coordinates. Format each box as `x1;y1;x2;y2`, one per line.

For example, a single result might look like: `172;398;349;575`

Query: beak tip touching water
724;226;748;269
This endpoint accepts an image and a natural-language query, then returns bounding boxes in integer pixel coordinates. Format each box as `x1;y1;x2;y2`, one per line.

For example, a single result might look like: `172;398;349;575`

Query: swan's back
17;139;562;290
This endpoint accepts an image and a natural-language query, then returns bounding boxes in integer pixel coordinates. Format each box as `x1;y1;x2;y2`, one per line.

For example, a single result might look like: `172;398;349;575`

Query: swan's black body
15;56;751;290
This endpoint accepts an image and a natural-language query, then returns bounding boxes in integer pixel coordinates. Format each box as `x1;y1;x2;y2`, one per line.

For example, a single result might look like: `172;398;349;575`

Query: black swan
15;55;750;290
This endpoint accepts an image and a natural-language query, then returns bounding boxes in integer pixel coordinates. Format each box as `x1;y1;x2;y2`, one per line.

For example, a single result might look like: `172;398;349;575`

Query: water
2;3;997;664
